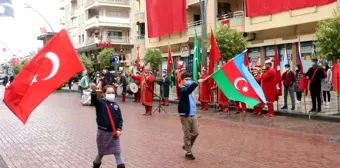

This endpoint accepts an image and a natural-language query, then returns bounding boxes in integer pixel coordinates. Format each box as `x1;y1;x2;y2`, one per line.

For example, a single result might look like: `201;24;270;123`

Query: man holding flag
260;59;277;118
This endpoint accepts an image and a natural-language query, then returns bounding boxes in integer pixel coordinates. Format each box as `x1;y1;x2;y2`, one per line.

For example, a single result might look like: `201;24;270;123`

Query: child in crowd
90;84;125;168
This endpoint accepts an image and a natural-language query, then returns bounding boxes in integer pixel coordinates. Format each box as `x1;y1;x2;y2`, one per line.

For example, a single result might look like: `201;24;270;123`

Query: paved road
0;89;340;168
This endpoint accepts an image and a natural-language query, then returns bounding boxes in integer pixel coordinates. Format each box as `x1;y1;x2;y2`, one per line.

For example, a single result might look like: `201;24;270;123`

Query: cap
162;69;167;73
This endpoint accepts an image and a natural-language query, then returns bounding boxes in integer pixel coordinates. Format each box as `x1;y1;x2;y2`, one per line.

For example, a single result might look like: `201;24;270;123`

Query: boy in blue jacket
178;72;205;160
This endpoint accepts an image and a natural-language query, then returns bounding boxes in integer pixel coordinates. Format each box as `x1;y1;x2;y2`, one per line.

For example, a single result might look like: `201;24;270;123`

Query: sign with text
110;54;120;65
96;42;112;48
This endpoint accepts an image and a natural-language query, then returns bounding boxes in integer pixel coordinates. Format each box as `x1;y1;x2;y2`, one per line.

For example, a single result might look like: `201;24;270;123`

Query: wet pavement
0;88;340;168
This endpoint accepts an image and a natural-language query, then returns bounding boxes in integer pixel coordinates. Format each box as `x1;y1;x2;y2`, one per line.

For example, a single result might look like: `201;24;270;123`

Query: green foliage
98;48;116;69
143;49;163;72
214;27;248;61
315;9;340;61
79;53;94;73
13;58;30;75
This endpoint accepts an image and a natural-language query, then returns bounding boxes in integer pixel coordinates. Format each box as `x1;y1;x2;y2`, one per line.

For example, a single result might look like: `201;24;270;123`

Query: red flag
273;46;282;98
332;61;340;96
297;38;309;95
167;46;174;88
3;29;84;124
208;30;221;76
2;48;6;52
40;27;47;34
135;46;140;70
244;51;250;71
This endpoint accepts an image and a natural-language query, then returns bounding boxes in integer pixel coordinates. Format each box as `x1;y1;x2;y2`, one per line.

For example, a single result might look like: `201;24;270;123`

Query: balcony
85;0;130;9
86;36;131;46
217;11;245;32
135;11;145;22
187;20;202;37
136;35;145;44
85;16;130;30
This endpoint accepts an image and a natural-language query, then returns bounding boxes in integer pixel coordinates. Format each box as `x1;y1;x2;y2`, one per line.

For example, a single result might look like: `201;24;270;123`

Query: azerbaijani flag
167;46;174;88
211;52;266;107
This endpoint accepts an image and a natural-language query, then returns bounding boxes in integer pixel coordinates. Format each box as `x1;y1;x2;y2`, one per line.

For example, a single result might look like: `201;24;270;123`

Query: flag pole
274;38;280;113
298;32;308;116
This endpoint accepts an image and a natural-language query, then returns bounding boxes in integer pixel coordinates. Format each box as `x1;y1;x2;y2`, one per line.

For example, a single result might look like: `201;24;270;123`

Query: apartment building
137;0;340;73
60;0;137;71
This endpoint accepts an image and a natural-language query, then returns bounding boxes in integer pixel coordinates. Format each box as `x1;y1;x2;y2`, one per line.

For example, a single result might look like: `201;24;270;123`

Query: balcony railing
136;35;145;44
85;16;130;29
217;11;244;21
187;20;202;36
86;0;130;7
135;11;145;21
86;36;130;45
217;11;245;29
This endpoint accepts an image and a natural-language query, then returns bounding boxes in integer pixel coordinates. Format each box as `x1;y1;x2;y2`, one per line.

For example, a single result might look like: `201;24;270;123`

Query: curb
57;90;340;123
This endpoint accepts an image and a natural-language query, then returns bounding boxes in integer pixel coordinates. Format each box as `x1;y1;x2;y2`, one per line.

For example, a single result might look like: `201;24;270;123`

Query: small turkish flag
3;29;84;124
2;48;6;52
40;27;47;34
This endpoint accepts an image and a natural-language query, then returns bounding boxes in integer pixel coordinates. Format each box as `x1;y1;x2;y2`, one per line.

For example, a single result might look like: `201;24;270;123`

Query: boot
117;164;125;168
161;98;165;105
204;103;209;110
164;98;169;106
93;162;101;168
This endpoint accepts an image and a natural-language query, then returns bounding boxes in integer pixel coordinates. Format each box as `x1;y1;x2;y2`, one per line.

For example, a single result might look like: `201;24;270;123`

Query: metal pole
200;0;208;67
24;3;55;33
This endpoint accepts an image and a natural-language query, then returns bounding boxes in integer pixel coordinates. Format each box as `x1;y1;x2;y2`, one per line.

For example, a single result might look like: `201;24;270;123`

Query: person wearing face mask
198;67;210;110
321;63;332;106
90;84;125;168
281;64;297;110
306;58;325;112
129;66;155;115
102;67;115;89
178;72;205;160
294;65;303;103
79;70;90;97
259;59;277;118
161;69;170;106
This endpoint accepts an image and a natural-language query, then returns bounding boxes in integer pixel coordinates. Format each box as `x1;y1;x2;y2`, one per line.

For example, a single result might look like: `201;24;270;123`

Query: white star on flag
242;86;249;92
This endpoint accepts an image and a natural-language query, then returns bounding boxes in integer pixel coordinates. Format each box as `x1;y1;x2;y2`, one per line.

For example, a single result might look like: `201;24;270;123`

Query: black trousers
296;92;302;101
310;87;321;110
323;91;331;102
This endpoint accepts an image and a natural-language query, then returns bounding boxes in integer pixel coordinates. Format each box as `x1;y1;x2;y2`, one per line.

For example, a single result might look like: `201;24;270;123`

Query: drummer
133;71;141;103
119;70;127;102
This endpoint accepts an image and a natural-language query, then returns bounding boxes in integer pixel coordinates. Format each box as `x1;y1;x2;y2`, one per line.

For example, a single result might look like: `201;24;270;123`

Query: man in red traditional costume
130;66;155;115
259;59;277;118
235;102;247;114
253;65;264;115
198;67;210;110
133;71;141;103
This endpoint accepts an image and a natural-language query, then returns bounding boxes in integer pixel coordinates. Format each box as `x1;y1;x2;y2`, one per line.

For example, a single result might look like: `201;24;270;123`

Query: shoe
117;164;126;168
326;102;330;106
243;111;247;115
182;145;185;150
291;106;295;111
93;162;101;168
317;109;322;113
296;101;300;104
281;106;288;110
309;109;316;113
185;153;195;160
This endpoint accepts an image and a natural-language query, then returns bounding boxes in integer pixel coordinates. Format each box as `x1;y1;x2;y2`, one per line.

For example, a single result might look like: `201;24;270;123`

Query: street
0;89;340;168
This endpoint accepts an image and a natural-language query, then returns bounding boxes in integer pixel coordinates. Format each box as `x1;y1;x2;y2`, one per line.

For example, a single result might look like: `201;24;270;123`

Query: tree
214;26;248;61
98;48;116;69
143;49;163;73
79;53;94;73
315;9;340;61
13;58;30;75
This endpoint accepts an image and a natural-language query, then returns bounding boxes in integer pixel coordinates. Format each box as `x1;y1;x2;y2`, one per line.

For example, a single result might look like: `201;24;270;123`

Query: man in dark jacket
119;71;127;102
306;58;325;112
102;67;115;88
161;69;170;106
178;72;204;160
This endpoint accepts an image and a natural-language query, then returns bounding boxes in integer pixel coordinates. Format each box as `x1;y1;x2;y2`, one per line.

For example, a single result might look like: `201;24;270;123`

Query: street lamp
199;0;208;67
24;3;55;33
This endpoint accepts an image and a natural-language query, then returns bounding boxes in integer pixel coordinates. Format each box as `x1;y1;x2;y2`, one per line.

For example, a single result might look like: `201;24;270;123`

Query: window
78;35;81;44
106;10;120;17
82;34;84;43
107;30;123;39
71;17;78;27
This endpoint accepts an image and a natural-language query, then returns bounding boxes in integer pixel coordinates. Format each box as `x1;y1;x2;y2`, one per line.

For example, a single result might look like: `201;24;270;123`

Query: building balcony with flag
85;15;130;30
85;0;131;10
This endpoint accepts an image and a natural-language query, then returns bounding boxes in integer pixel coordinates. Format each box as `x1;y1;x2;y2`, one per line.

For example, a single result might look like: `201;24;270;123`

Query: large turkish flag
332;61;340;96
3;29;84;124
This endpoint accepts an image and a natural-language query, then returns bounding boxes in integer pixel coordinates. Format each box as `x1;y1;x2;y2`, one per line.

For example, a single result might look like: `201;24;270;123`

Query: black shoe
182;145;185;150
117;164;126;168
317;109;322;113
309;109;316;113
185;153;195;160
281;106;288;110
291;106;295;110
93;162;101;168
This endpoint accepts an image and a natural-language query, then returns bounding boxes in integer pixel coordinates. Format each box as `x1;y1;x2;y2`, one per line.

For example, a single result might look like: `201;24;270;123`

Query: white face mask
105;94;115;102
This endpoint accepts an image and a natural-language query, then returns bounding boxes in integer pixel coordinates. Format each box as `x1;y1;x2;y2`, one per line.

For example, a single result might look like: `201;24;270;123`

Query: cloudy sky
0;0;60;63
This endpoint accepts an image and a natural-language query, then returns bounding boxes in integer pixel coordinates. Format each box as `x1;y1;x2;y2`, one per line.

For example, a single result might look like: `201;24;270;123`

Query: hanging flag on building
3;29;84;124
2;48;6;52
273;46;282;98
211;52;266;107
297;37;308;95
0;0;14;17
192;32;201;80
40;27;47;34
167;46;174;88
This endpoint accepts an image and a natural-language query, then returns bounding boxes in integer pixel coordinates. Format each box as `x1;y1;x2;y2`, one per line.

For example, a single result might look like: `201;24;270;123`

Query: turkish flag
273;46;282;99
2;48;6;52
3;29;84;124
40;27;47;34
332;61;340;96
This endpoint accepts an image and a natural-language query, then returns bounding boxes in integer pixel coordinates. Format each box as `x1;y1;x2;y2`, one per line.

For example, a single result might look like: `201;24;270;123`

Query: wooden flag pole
297;33;308;117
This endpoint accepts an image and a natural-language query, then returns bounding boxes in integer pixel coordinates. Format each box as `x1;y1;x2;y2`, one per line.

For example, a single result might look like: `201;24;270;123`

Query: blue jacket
178;82;198;117
91;92;123;132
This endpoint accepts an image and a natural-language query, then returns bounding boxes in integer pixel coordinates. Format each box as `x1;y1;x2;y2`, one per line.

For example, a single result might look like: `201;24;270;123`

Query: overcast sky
0;0;60;63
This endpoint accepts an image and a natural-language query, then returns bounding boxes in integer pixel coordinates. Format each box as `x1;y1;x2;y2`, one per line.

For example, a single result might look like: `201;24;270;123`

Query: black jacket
102;73;115;88
178;82;198;117
91;92;123;132
306;66;325;89
163;76;170;98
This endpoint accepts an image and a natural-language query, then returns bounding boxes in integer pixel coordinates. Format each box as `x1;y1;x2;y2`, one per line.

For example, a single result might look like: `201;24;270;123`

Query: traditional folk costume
162;70;170;106
235;102;247;114
198;68;210;110
130;67;155;115
260;60;277;118
253;65;264;115
215;83;229;112
133;71;141;103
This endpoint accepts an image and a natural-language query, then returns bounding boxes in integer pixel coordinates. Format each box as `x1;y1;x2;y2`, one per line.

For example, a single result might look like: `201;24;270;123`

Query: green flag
193;33;201;80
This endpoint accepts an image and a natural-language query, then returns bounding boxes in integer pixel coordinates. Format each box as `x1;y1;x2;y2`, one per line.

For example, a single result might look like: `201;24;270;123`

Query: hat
264;59;272;64
312;58;318;62
162;69;167;73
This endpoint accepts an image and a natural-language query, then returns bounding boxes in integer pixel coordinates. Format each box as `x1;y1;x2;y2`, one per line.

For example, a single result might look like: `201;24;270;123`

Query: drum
96;90;103;98
129;83;139;93
126;84;133;95
116;86;123;96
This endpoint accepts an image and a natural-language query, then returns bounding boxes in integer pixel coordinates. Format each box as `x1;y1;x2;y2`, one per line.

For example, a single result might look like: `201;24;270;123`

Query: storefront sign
96;42;112;48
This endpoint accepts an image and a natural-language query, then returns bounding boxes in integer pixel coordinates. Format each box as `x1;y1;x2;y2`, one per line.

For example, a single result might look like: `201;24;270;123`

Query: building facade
59;0;138;72
137;0;340;73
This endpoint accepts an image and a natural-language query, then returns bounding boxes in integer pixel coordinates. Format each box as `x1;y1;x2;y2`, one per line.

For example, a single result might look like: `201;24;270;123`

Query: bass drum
126;84;134;95
116;86;123;96
129;82;139;93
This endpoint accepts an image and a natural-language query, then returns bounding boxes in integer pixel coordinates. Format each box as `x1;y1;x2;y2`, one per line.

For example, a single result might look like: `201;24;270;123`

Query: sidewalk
62;84;340;122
